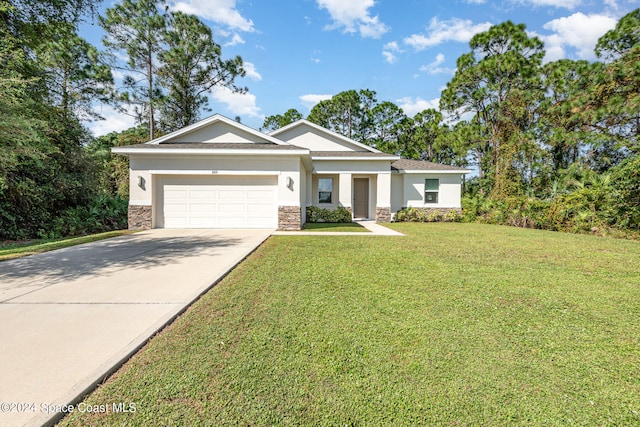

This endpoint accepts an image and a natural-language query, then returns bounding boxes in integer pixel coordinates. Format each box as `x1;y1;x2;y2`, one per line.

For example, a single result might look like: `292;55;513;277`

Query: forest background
1;0;638;240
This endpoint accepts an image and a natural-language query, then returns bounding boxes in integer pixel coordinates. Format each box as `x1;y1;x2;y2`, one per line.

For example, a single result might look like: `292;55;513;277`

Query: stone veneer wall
128;205;152;230
375;207;392;222
278;206;302;230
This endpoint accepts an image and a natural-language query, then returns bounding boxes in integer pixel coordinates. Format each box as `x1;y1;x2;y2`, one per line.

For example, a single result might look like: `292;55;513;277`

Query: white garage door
159;176;278;229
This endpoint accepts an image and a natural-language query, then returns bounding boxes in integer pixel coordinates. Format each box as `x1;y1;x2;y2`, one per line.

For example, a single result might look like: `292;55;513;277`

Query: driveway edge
38;233;271;427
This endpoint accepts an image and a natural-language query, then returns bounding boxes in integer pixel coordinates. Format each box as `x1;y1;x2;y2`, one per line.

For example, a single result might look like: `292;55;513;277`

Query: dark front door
353;178;369;218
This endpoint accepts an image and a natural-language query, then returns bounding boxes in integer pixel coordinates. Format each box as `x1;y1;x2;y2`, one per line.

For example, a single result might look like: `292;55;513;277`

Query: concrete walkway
272;220;404;236
0;229;270;427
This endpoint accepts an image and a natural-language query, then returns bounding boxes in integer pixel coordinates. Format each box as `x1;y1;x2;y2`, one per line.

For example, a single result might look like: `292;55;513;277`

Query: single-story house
112;114;470;230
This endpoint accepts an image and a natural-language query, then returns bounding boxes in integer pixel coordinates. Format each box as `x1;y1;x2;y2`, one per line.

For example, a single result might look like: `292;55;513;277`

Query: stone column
278;206;302;230
375;207;391;222
128;205;152;230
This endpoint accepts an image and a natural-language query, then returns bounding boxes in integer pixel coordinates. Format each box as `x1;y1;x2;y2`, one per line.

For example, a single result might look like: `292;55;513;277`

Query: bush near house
394;207;462;223
306;206;352;223
45;195;129;239
462;190;639;239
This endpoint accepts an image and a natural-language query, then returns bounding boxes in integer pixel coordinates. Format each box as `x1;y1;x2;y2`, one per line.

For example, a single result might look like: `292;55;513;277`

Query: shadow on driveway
0;231;243;287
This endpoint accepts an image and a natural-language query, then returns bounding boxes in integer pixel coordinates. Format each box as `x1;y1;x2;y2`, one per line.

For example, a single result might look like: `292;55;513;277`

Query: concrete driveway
0;229;271;427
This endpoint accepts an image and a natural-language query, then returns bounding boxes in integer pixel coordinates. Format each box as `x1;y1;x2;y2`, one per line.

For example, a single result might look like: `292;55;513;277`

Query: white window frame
424;178;439;204
318;177;333;204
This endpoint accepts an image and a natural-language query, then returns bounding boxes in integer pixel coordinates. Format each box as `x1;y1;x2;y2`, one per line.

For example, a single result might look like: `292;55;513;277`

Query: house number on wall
211;170;218;174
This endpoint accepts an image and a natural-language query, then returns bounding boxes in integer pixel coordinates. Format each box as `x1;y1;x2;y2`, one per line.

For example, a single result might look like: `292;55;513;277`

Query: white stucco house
112;114;470;230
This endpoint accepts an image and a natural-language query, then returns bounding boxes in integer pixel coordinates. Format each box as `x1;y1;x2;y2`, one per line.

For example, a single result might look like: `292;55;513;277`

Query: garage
156;175;278;229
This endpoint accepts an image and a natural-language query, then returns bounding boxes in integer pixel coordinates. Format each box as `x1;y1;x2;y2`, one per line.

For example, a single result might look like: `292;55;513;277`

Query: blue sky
82;0;640;136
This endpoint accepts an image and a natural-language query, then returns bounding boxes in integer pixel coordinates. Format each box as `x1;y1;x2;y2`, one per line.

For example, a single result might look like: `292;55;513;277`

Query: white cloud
243;62;262;81
299;93;333;110
519;0;582;9
316;0;389;38
604;0;618;8
533;32;565;62
86;106;138;137
419;53;454;75
382;50;397;64
311;49;322;63
210;86;261;117
358;15;389;38
382;41;402;64
539;12;617;60
169;0;255;32
384;41;400;51
467;0;486;3
224;33;245;47
404;17;493;51
395;96;440;117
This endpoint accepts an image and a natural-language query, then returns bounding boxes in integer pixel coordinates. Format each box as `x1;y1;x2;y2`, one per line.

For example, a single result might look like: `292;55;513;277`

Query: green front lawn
0;230;135;261
60;223;640;426
303;222;368;232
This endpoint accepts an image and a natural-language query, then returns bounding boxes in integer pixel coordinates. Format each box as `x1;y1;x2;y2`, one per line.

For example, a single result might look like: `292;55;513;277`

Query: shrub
394;208;461;223
443;209;463;222
306;206;352;223
47;194;128;238
610;155;640;230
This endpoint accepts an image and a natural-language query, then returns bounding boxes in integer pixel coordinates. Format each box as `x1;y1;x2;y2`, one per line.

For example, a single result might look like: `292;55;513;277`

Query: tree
0;0;105;239
369;101;406;153
441;21;545;198
35;25;113;121
100;0;167;141
261;108;304;132
595;9;640;61
308;89;377;142
411;109;447;161
538;60;593;173
158;11;246;131
440;120;489;177
1;0;101;44
590;9;640;154
88;125;149;198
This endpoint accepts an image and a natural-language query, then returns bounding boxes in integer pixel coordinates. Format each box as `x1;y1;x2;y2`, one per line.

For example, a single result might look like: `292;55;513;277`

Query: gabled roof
391;159;471;174
147;114;289;145
269;119;383;153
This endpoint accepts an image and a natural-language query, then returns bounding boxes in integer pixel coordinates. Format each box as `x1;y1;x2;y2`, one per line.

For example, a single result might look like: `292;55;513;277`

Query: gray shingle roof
311;151;398;158
391;159;470;172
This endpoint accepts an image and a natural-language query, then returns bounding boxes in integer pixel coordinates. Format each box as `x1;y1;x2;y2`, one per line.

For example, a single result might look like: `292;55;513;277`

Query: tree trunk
147;36;154;141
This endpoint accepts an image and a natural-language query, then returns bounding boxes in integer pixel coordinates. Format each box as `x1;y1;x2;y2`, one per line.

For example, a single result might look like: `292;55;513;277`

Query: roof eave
392;169;472;174
111;147;310;156
312;156;399;161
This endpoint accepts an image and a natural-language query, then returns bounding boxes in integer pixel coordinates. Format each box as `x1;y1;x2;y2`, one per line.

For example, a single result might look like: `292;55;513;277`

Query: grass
60;223;640;426
303;222;369;232
0;230;135;261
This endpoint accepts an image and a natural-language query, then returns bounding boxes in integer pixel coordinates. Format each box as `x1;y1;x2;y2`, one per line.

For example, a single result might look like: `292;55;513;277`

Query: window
425;178;439;204
318;178;333;203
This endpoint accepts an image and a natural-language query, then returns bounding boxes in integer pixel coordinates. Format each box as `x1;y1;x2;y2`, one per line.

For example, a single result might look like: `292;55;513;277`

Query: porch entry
353;178;369;218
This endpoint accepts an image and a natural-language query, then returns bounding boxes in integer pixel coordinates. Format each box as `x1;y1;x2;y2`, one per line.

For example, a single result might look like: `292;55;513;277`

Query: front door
353;178;369;218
